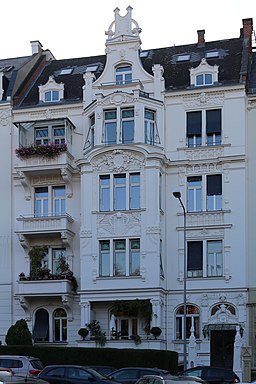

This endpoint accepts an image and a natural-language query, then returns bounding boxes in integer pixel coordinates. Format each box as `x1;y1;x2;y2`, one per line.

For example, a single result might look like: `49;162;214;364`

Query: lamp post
173;191;187;370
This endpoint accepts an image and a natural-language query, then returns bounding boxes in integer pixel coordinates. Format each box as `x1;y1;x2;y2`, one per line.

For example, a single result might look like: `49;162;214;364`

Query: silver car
0;356;44;377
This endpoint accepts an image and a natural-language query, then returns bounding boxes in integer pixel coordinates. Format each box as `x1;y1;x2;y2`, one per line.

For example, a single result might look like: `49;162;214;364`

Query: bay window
34;186;66;217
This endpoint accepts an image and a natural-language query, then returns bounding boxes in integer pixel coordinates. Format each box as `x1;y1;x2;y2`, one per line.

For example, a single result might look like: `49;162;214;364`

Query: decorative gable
38;76;64;102
190;58;219;87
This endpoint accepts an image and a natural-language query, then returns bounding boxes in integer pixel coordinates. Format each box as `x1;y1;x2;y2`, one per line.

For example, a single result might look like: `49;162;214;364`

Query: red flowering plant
16;143;67;159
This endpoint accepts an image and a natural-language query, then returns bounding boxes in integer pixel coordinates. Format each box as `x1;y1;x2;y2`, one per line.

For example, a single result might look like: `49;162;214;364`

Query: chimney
242;18;253;39
30;40;43;55
197;29;205;47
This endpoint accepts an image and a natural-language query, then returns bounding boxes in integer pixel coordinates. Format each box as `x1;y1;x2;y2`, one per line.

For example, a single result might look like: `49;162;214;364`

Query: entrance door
210;330;236;368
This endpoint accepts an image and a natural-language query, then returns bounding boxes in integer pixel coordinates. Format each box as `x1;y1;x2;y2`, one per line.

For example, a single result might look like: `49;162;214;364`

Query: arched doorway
33;308;49;342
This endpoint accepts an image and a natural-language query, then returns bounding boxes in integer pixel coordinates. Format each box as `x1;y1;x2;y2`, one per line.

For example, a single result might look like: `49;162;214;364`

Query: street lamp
173;191;187;370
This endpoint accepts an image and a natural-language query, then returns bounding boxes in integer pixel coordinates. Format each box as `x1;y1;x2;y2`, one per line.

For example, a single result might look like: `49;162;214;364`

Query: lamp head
173;191;181;199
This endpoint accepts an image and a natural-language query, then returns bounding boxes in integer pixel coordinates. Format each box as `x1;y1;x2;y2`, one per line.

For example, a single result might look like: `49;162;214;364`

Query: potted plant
78;327;89;340
130;334;141;345
150;326;162;339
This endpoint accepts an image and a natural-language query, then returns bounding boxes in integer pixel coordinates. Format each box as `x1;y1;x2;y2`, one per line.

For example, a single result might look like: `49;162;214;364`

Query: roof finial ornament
105;5;141;41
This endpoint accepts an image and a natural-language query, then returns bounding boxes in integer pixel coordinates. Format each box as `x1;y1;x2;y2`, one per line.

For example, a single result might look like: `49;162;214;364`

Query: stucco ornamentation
92;149;144;172
97;211;141;236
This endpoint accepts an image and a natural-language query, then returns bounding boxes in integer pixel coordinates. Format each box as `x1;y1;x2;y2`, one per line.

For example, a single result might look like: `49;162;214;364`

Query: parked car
136;374;207;384
178;366;240;384
0;376;49;384
0;356;44;377
38;365;120;384
107;367;170;384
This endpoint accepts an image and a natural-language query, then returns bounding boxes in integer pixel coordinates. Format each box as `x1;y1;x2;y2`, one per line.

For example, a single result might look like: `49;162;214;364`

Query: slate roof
0;56;32;101
16;36;247;108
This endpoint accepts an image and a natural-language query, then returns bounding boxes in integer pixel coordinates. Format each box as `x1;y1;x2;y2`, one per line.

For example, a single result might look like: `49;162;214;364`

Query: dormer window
38;76;64;103
190;59;218;87
44;90;60;102
115;65;132;85
196;73;213;86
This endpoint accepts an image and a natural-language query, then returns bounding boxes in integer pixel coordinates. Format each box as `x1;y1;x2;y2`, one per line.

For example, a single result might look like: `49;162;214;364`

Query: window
99;239;140;277
186;109;222;147
176;305;200;339
34;124;66;146
187;241;203;277
187;240;223;278
44;90;60;102
115;65;132;84
104;110;117;144
206;109;221;146
114;240;126;276
196;73;213;86
187;176;202;212
35;127;49;145
53;308;67;342
99;173;140;211
99;241;110;277
103;108;134;144
206;174;222;210
99;175;110;211
187;111;202;147
144;109;158;145
187;174;222;212
129;239;140;276
207;241;223;277
34;186;65;217
35;187;48;217
122;108;134;143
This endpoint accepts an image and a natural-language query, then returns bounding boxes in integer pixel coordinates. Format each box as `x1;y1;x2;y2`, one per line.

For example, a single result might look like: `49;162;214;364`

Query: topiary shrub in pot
150;326;162;339
78;327;89;340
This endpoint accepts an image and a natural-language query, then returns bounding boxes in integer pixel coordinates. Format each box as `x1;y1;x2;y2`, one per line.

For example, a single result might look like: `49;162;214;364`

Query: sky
1;0;255;60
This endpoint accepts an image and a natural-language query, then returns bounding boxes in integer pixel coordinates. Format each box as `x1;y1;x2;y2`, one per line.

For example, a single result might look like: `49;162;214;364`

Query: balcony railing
17;213;74;235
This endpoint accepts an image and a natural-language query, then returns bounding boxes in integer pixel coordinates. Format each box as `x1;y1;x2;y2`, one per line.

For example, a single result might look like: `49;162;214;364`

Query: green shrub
5;319;32;345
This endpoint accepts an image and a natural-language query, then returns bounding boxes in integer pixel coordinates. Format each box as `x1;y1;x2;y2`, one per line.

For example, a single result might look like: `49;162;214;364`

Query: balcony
16;214;75;248
18;277;74;296
176;210;231;229
17;274;76;320
13;118;76;175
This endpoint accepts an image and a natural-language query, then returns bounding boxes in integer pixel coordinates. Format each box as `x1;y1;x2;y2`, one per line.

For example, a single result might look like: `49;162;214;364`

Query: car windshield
30;360;44;370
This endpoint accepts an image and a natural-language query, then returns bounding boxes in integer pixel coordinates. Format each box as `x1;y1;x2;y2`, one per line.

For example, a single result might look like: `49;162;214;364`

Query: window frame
186;108;222;148
99;238;140;277
115;65;132;85
99;173;140;212
175;305;200;340
34;185;66;217
186;239;223;278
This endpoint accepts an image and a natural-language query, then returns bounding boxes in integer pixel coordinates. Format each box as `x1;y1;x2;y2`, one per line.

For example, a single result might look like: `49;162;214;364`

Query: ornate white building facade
0;6;255;377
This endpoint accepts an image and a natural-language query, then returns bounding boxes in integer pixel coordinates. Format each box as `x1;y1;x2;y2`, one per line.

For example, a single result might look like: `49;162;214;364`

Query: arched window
53;308;67;342
115;65;132;84
175;305;200;339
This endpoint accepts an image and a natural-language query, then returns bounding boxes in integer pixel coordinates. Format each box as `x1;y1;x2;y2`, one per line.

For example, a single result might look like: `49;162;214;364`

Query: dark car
38;365;119;384
108;367;170;384
178;366;240;384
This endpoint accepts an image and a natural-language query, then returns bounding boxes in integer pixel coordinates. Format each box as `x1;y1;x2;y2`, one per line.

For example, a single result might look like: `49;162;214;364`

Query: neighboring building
0;41;54;341
1;5;255;376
